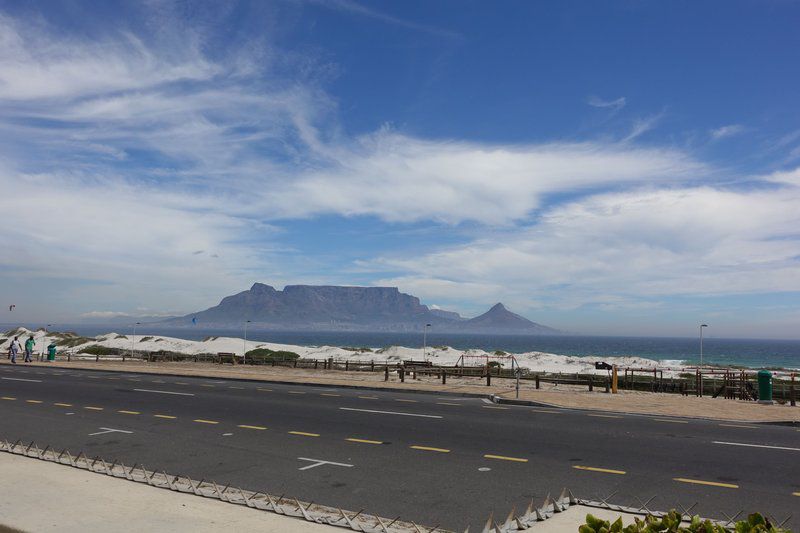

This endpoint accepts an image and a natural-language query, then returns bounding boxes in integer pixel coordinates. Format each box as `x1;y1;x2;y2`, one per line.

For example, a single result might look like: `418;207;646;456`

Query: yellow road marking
238;424;267;430
194;419;219;425
289;431;319;437
107;377;120;380
719;424;758;429
26;400;43;404
588;414;621;419
653;418;688;424
154;414;177;419
346;438;383;445
174;382;189;385
410;445;450;453
229;386;245;390
484;454;528;463
118;410;140;415
482;406;509;410
573;465;626;475
395;399;417;403
793;492;800;497
54;403;73;407
673;478;738;489
288;391;306;395
437;402;461;406
200;384;215;388
358;396;379;399
257;388;273;392
152;380;166;383
1;396;16;401
84;406;103;411
320;393;340;397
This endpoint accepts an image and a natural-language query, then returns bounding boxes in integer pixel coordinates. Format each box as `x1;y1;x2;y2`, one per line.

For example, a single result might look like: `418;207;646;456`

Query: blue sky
1;0;799;338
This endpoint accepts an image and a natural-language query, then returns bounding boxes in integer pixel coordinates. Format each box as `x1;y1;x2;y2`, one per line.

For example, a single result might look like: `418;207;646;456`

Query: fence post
486;371;491;387
535;374;540;389
588;376;593;391
605;379;610;393
384;366;389;381
791;374;796;407
612;365;618;394
371;360;374;372
442;369;446;385
345;361;349;371
96;353;99;363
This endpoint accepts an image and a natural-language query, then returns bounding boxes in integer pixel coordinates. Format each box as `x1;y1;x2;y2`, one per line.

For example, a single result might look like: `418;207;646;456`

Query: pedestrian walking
24;335;35;363
10;336;22;364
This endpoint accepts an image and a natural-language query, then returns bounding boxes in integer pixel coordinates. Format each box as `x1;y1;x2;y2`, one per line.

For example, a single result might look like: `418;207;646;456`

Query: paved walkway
0;452;334;533
2;359;797;423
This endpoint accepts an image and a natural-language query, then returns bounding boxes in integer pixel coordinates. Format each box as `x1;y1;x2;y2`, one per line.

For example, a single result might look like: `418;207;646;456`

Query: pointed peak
249;283;276;292
489;302;507;312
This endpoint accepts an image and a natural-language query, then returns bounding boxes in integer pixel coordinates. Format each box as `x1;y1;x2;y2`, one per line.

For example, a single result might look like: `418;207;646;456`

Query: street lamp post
422;323;431;362
243;320;251;365
40;324;51;361
700;324;708;367
131;322;141;361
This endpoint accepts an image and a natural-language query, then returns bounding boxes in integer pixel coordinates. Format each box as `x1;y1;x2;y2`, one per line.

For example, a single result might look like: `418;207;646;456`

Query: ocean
9;324;800;370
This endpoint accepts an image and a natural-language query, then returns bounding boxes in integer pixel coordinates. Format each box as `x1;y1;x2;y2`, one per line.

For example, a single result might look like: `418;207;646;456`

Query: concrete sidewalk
0;452;334;533
2;359;797;423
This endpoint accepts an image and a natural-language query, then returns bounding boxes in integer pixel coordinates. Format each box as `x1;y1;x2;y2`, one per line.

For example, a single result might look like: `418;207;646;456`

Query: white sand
3;326;790;378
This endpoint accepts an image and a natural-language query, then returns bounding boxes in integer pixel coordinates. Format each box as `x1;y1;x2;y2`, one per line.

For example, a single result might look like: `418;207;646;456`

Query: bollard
605;379;610;393
611;365;618;394
345;361;349;371
399;367;405;383
314;360;318;370
67;352;71;362
486;371;491;386
370;361;374;371
588;376;593;391
96;353;99;363
535;374;540;389
384;366;389;381
442;370;446;385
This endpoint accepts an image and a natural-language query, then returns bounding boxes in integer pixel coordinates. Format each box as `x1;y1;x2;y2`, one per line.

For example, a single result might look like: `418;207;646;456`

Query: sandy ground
3;358;797;423
0;452;336;533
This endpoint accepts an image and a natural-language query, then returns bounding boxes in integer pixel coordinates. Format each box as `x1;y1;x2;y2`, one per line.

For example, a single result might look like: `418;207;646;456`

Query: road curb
489;394;800;426
4;361;493;400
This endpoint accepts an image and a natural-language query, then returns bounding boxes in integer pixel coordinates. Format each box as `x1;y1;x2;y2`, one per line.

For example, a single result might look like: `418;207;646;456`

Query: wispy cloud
622;112;665;143
710;124;745;140
587;95;626;111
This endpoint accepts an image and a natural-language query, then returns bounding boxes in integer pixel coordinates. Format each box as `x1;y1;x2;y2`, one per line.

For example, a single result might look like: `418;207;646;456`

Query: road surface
0;364;798;531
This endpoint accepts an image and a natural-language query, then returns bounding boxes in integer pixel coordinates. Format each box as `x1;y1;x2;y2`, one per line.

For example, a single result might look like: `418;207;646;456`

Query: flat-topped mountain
165;283;559;334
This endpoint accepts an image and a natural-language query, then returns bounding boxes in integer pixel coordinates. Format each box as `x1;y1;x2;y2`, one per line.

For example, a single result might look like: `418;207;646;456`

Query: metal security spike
481;511;494;533
501;506;516;530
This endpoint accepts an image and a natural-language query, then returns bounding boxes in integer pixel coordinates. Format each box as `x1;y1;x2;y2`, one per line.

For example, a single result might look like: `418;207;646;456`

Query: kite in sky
8;304;14;312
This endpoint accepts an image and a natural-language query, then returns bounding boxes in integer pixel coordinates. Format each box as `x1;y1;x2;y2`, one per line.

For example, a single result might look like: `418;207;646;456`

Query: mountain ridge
163;284;560;334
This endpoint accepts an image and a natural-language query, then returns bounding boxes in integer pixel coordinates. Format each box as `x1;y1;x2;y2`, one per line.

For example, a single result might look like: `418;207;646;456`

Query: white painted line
713;441;800;452
339;407;442;419
1;377;42;383
88;427;133;436
133;388;195;396
298;457;354;471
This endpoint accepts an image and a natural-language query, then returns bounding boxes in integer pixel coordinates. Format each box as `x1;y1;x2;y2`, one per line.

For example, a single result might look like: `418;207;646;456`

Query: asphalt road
1;363;798;531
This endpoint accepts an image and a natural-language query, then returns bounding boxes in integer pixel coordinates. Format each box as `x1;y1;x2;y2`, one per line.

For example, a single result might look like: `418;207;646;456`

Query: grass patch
343;346;373;353
78;345;123;356
245;348;300;363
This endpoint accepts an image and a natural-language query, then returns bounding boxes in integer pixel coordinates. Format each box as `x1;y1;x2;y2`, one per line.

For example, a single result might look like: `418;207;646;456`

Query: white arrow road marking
713;441;800;452
1;377;42;383
88;427;133;436
298;457;354;471
339;407;442;419
133;388;195;396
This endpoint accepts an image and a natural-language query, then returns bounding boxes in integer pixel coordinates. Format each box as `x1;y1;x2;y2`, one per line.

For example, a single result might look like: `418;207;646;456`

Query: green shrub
115;334;128;339
139;336;153;342
245;348;300;363
580;510;787;533
78;345;123;356
494;350;507;356
343;346;373;353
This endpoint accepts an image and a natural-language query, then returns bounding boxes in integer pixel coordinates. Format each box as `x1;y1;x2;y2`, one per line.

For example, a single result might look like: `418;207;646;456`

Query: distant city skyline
1;1;799;340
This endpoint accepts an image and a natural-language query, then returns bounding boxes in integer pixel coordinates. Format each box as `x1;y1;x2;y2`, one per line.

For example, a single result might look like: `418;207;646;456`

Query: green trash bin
47;343;57;362
757;370;773;404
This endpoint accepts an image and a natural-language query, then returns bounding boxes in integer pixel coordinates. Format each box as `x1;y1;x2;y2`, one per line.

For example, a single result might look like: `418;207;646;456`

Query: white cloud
265;131;705;224
587;95;626;111
367;181;800;312
709;124;745;140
